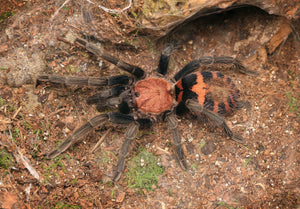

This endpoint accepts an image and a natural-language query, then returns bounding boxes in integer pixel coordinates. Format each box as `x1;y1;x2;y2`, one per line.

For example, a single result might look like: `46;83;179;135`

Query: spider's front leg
75;38;145;79
37;74;133;114
157;41;177;75
37;74;108;87
37;74;131;88
185;99;245;144
165;112;188;170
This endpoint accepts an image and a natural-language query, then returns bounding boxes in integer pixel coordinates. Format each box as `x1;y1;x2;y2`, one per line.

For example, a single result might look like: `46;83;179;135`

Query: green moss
42;154;71;184
218;201;244;209
52;202;82;209
0;11;14;23
0;149;14;171
0;97;4;106
242;157;252;167
286;92;300;117
126;149;164;192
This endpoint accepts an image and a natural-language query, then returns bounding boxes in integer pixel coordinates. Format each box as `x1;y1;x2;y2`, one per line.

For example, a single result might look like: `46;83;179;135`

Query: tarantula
38;37;249;181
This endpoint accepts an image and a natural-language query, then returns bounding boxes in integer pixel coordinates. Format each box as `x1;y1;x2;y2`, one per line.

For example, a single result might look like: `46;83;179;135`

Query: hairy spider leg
47;114;109;159
36;74;110;87
157;41;177;75
174;56;249;81
154;41;188;169
47;112;152;181
165;112;187;169
85;75;133;114
47;113;137;159
87;85;126;104
37;74;133;114
75;38;145;79
113;122;139;182
87;75;131;102
185;99;245;144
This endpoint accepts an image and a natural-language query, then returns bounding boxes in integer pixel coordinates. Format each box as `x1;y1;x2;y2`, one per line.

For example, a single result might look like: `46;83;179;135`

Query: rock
135;0;300;36
0;48;45;87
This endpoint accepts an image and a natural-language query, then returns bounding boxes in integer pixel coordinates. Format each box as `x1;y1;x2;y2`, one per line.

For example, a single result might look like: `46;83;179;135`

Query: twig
90;128;112;153
84;0;132;14
0;118;12;124
25;183;32;201
156;146;171;155
12;106;22;119
57;36;72;45
8;127;42;183
50;0;71;22
47;107;67;118
51;0;132;21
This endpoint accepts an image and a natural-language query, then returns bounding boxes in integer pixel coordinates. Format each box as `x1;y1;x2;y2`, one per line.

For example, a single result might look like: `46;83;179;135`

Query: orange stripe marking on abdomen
213;101;219;113
224;99;231;112
175;79;183;103
211;71;218;79
191;72;208;106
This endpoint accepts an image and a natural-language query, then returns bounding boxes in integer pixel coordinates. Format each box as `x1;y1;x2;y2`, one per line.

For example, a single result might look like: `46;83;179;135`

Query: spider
38;37;250;182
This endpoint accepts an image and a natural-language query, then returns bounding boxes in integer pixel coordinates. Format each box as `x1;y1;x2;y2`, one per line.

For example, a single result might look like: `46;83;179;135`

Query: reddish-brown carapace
134;78;173;114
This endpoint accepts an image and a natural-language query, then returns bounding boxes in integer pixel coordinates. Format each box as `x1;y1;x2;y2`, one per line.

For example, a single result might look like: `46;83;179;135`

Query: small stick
90;128;112;153
7;127;42;183
84;0;132;14
12;106;22;119
50;0;71;22
156;146;171;155
47;108;67;118
57;36;72;45
0;118;11;124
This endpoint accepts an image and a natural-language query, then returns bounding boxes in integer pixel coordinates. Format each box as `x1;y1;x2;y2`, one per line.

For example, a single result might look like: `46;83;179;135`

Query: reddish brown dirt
0;1;299;209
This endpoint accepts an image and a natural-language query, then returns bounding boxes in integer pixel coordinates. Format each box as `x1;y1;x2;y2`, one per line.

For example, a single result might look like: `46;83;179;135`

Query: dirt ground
0;0;299;209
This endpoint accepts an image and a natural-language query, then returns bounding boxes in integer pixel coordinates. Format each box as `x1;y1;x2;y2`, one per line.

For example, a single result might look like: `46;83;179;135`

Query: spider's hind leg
185;99;245;144
174;56;255;81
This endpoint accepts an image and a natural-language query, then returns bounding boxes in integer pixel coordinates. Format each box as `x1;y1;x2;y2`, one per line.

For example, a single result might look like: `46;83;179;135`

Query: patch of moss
0;149;14;171
126;149;164;192
52;202;82;209
286;92;300;118
42;154;71;184
0;11;14;23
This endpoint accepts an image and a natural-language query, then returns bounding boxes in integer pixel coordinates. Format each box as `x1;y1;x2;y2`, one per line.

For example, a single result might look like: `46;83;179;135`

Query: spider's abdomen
175;71;239;114
134;78;173;114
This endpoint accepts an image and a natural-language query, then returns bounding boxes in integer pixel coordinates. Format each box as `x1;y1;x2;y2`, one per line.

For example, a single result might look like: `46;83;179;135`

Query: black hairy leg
174;56;255;81
185;99;245;144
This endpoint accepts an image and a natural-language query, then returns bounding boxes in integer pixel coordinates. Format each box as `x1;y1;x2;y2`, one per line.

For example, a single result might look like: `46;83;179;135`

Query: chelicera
38;37;250;182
